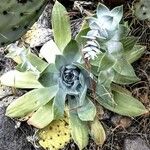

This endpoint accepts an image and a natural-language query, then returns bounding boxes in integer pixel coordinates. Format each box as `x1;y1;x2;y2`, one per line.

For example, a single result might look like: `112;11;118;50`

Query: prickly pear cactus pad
0;0;48;47
38;116;71;150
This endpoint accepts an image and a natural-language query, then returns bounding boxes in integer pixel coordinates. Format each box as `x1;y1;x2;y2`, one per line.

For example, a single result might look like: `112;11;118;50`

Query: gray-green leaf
52;1;71;51
77;98;96;121
6;86;58;118
63;40;81;64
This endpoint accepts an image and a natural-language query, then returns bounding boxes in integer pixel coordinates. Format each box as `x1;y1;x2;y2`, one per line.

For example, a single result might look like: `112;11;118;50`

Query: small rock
124;137;150;150
111;115;132;128
0;106;36;150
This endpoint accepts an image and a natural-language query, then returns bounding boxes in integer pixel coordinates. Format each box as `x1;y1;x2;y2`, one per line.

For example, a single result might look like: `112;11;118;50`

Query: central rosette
60;65;81;90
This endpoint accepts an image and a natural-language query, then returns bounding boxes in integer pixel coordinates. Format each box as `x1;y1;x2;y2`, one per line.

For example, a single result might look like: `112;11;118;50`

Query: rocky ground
0;0;150;150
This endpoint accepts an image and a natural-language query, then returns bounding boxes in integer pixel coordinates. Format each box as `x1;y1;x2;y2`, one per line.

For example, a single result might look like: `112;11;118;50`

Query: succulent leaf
97;3;110;19
106;41;124;58
7;44;48;73
55;55;68;70
113;59;140;83
90;118;106;145
78;84;87;106
63;40;81;64
111;5;123;26
38;64;59;87
6;86;58;118
112;69;140;84
112;87;148;116
91;53;116;71
96;82;116;106
76;28;90;47
27;101;54;128
121;37;138;52
77;98;96;121
97;85;148;117
98;69;114;88
52;88;66;119
125;45;145;64
69;107;89;150
0;70;42;89
52;1;71;51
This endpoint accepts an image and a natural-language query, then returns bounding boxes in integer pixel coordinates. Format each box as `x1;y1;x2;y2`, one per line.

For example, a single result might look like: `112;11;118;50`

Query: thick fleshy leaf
106;41;123;58
100;16;114;29
15;53;48;73
98;69;114;88
97;3;110;19
77;98;96;121
55;55;68;70
69;109;89;150
112;69;140;84
0;70;42;89
52;88;66;119
113;59;139;83
111;5;123;26
63;40;81;63
38;64;58;87
76;28;90;47
6;86;58;118
27;53;48;72
97;86;148;117
90;53;103;67
79;84;87;105
125;45;145;64
96;82;116;106
87;17;101;30
121;37;137;52
111;25;129;41
40;40;62;64
27;101;54;128
90;118;106;145
52;1;71;51
99;54;116;70
112;87;148;116
6;44;27;64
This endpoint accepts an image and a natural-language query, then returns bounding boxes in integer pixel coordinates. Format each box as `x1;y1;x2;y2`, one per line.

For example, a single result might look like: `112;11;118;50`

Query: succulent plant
82;3;123;60
0;1;148;150
0;0;48;47
77;3;146;87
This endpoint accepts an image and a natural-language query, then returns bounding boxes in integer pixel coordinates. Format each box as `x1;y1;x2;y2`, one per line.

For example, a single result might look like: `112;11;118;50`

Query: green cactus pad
0;0;47;47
